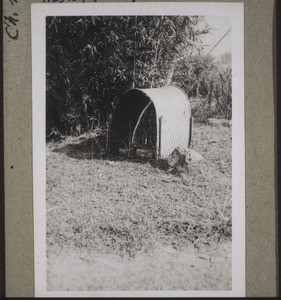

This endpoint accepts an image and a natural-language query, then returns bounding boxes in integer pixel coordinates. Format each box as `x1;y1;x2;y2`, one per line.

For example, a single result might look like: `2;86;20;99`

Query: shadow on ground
52;136;187;175
53;136;107;160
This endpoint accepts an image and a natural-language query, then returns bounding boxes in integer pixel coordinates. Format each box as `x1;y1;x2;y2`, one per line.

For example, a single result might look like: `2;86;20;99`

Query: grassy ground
46;123;232;291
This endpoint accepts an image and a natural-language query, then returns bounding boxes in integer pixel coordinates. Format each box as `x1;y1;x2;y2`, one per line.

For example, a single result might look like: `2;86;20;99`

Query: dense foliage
46;16;231;138
173;55;232;122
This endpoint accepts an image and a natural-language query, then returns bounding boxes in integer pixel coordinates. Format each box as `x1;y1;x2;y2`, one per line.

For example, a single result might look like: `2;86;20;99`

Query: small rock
167;147;204;167
167;147;187;168
185;148;204;163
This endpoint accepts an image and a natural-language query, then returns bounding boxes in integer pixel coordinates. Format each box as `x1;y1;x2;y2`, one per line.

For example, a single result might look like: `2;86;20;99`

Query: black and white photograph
32;2;244;297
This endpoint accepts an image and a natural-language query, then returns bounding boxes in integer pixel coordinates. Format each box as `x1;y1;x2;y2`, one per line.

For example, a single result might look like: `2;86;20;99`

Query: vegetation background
46;15;232;139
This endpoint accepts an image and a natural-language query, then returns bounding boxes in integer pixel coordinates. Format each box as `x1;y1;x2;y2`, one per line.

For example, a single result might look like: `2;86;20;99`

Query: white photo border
32;2;245;297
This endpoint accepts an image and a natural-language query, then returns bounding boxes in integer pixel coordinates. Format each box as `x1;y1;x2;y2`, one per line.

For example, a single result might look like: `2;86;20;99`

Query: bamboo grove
46;16;232;138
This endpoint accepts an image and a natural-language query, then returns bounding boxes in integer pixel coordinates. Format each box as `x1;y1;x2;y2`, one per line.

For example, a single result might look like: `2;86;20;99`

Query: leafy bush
173;55;232;123
46;16;211;136
46;16;231;133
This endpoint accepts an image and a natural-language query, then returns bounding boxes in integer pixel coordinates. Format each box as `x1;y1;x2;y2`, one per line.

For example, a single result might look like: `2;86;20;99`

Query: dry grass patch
47;124;231;258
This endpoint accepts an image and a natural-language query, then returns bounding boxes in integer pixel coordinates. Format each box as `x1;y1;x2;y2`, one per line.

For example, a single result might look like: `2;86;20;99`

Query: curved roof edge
118;85;189;103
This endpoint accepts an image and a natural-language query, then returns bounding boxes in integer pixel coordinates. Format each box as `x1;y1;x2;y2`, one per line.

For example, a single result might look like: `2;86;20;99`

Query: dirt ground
46;123;232;291
47;242;231;291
